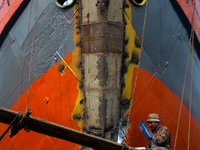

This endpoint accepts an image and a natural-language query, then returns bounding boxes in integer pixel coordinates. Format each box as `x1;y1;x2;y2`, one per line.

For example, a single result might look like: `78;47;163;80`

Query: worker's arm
153;127;171;145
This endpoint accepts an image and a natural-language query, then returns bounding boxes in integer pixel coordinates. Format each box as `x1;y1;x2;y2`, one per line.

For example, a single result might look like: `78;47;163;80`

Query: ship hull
0;0;200;149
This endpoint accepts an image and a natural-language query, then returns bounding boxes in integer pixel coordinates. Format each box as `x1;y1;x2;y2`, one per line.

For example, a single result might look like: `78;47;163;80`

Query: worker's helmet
147;113;160;123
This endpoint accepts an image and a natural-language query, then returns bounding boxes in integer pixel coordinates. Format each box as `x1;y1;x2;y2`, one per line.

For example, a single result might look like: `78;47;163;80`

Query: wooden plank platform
0;107;136;150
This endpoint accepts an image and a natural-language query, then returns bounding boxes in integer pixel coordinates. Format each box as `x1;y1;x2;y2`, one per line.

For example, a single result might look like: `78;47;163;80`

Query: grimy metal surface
80;0;124;148
0;0;75;108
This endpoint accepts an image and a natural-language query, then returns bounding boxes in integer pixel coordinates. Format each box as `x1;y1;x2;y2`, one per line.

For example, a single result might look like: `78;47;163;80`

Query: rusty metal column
80;0;124;148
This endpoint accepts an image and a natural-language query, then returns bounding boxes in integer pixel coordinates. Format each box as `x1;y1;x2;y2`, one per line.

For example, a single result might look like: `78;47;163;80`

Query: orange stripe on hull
126;68;200;150
0;52;80;150
0;59;199;149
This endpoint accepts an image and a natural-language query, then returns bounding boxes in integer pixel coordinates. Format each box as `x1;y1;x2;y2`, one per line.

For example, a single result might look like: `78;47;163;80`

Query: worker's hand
152;135;157;142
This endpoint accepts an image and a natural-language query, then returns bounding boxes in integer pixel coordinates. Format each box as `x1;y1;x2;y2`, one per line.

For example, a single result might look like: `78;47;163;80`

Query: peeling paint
119;0;142;140
71;3;85;130
80;0;124;146
121;0;141;105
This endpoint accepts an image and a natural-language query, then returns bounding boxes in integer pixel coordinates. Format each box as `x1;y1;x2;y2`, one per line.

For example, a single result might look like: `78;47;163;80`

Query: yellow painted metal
55;0;75;8
122;0;141;111
129;0;147;6
71;4;84;129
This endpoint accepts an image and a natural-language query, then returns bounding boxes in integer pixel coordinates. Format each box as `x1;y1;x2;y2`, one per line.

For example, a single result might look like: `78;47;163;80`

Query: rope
120;125;131;144
174;0;195;149
187;1;195;149
173;30;191;150
17;0;34;112
122;0;148;143
187;29;194;150
26;0;39;111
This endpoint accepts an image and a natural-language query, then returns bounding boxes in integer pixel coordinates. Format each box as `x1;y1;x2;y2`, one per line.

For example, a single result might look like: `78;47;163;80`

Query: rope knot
9;109;32;138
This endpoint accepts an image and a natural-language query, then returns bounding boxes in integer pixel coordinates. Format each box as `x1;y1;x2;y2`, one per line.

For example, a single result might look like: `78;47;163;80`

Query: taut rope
174;0;195;149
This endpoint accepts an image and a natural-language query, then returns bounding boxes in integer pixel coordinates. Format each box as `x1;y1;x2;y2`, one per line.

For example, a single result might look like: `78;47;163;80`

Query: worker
146;113;171;150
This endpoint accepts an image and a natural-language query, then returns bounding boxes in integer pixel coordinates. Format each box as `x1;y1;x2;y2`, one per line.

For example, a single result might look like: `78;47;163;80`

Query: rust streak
80;21;124;27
